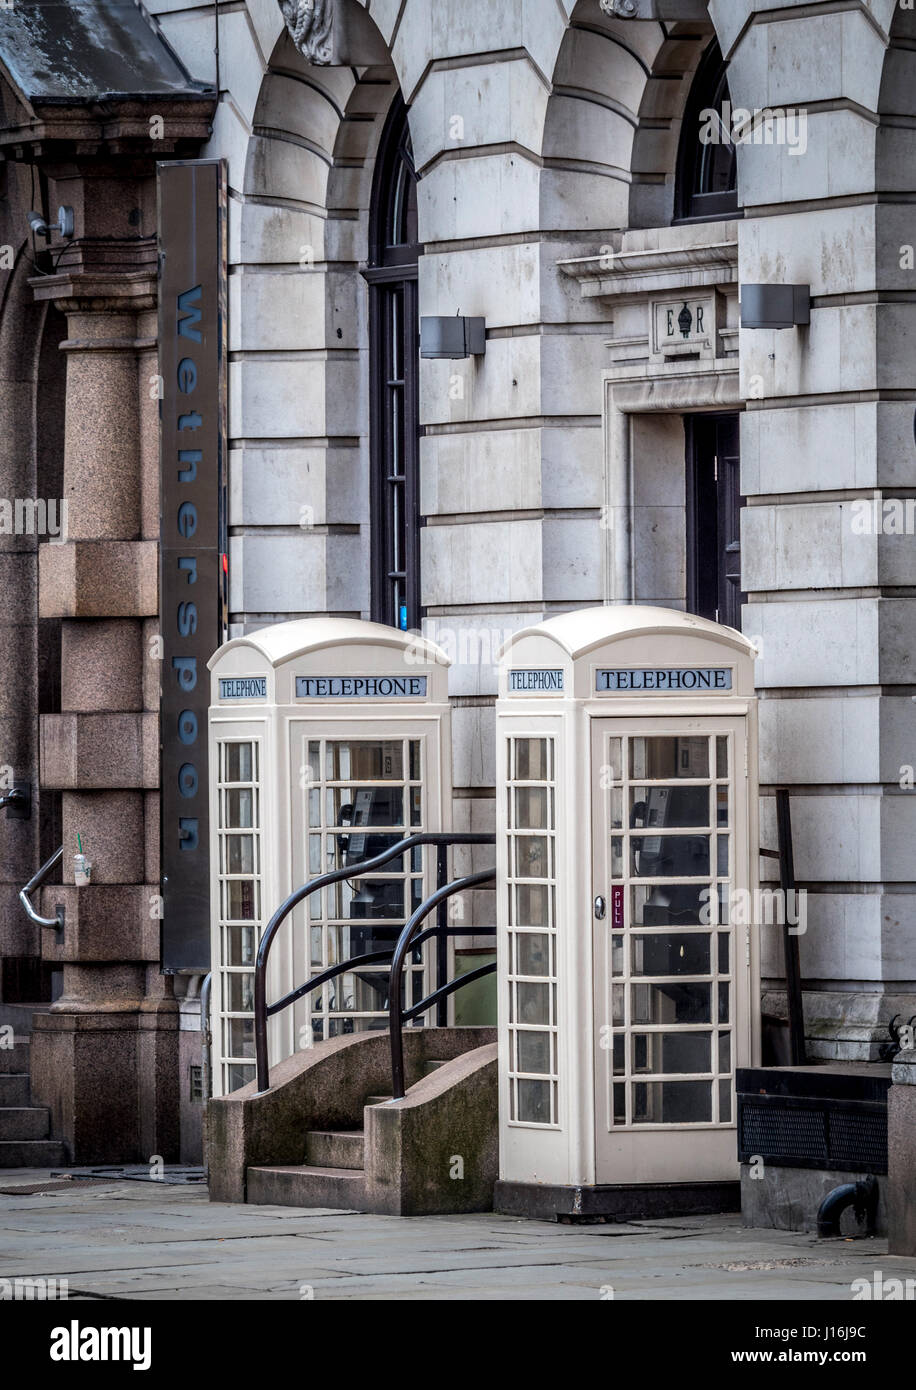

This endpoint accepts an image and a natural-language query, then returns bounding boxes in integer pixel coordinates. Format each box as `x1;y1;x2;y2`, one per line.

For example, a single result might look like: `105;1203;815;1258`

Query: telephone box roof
209;617;451;671
500;605;757;662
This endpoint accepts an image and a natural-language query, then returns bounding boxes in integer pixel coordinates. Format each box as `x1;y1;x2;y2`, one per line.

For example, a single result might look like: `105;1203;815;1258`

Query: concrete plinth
494;1180;740;1223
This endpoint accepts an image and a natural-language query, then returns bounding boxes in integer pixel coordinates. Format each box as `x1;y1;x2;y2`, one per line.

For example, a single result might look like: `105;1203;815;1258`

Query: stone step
0;1139;67;1168
0;1108;50;1141
0;1039;29;1074
366;1061;449;1105
0;1075;30;1106
246;1164;366;1211
304;1130;364;1170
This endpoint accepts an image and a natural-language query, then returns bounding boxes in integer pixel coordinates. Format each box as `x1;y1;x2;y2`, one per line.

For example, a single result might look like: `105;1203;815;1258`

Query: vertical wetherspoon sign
158;161;227;972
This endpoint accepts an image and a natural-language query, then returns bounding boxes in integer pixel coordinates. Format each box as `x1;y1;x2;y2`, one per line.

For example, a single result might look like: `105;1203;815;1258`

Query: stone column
888;1048;916;1256
29;265;178;1164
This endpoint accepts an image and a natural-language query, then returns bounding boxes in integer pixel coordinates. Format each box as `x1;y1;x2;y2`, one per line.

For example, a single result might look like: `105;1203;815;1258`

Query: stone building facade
1;0;914;1163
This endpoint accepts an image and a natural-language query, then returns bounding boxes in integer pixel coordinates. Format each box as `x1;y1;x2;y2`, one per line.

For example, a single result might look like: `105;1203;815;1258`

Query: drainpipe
817;1176;878;1238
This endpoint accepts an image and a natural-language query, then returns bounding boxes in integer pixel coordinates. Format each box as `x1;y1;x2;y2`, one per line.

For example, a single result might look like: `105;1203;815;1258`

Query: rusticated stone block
61;619;143;712
39;540;157;618
40;883;160;963
61;791;146;883
40;711;158;788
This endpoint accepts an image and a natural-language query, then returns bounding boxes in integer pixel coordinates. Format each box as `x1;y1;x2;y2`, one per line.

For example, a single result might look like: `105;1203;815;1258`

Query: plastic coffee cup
73;854;91;887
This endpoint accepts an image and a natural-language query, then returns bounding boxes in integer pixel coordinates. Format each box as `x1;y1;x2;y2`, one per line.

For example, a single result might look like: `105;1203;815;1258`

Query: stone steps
246;1057;478;1211
0;1075;30;1106
0;1107;49;1141
246;1164;366;1210
364;1058;448;1107
0;1140;68;1167
0;1039;30;1074
0;1032;67;1167
304;1130;364;1170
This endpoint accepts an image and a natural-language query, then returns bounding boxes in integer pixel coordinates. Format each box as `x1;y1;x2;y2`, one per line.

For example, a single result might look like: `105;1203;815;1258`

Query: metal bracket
0;780;31;819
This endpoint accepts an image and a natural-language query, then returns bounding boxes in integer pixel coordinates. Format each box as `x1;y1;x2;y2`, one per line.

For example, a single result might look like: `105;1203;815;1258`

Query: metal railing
759;787;804;1066
253;833;496;1094
18;846;65;931
388;870;496;1100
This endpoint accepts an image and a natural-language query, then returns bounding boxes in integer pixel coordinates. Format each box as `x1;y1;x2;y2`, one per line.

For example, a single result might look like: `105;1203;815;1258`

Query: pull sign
611;885;625;928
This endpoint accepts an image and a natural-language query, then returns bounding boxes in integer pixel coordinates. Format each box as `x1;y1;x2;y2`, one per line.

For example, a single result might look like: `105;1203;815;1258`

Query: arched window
365;97;420;631
675;38;738;223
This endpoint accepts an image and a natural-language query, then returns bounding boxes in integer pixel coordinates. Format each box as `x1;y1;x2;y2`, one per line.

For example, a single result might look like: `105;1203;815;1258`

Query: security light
740;284;810;330
27;206;75;241
601;0;709;18
420;316;486;359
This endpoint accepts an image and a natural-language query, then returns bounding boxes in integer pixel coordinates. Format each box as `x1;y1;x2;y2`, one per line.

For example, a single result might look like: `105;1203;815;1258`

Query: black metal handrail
759;788;804;1065
389;869;497;1100
253;832;495;1093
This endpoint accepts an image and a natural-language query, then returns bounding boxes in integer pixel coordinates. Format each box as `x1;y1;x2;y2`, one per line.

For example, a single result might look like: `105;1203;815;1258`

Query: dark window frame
364;97;422;632
674;37;740;225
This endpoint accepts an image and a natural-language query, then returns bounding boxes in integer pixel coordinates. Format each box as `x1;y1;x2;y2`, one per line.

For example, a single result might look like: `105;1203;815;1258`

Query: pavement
1;1168;915;1300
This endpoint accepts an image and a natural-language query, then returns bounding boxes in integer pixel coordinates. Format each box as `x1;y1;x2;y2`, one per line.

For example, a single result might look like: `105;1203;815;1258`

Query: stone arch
877;0;916;197
229;2;410;625
541;1;736;232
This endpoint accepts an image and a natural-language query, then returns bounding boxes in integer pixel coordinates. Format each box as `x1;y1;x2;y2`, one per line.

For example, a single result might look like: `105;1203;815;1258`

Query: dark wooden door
686;413;745;631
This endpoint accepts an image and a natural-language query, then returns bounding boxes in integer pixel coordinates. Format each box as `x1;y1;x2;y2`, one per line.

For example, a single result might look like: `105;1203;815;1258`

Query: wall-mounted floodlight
420;316;486;360
601;0;709;19
28;207;75;241
740;284;810;330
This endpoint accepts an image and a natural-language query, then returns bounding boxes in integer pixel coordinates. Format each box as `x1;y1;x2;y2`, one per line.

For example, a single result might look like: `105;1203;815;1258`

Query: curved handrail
253;832;495;1093
400;961;497;1027
19;845;64;930
388;868;496;1099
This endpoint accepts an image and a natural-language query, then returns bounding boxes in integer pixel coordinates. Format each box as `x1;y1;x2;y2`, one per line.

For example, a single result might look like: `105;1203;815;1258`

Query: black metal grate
829;1110;887;1172
737;1093;887;1175
740;1102;828;1166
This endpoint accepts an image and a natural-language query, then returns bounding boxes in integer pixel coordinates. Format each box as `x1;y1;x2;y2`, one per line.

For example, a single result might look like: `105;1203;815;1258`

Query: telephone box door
288;722;439;1048
592;716;753;1184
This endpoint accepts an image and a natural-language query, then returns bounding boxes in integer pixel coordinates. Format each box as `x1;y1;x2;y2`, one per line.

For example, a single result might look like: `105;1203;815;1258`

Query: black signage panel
158;160;227;972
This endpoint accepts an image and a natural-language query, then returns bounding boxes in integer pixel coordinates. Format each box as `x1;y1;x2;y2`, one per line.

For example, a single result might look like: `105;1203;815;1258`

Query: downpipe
817;1176;878;1238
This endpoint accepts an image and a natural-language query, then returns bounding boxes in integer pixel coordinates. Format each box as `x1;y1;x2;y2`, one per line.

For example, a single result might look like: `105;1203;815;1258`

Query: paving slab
3;1171;916;1300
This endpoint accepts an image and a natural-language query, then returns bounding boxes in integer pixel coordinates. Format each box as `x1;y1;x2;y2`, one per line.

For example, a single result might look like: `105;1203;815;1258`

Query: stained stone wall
140;0;916;1059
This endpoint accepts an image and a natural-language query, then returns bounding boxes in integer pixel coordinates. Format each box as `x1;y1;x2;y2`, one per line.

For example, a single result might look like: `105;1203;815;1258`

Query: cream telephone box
207;618;451;1095
493;606;760;1216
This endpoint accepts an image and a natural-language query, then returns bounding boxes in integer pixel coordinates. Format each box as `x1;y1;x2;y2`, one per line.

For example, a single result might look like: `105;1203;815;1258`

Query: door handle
594;895;606;921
